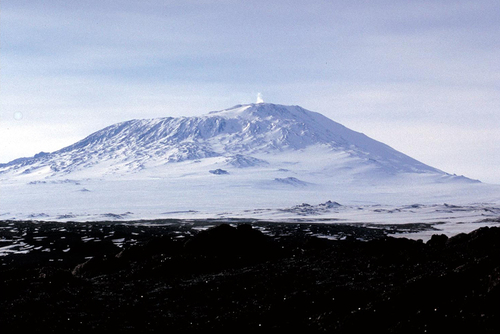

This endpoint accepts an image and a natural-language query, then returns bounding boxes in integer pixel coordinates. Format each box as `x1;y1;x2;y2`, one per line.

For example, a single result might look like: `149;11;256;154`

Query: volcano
1;103;449;176
2;103;496;224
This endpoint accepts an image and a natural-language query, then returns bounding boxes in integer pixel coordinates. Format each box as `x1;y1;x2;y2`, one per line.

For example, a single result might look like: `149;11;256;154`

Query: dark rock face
184;223;271;256
209;168;229;175
427;233;448;248
1;222;499;333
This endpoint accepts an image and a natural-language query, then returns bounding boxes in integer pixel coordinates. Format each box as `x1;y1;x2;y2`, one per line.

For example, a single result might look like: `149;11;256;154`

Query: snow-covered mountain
3;102;498;231
0;103;450;177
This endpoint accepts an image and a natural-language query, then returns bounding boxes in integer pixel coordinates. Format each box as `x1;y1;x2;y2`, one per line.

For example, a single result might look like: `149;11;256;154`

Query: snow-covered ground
1;103;499;240
2;146;499;241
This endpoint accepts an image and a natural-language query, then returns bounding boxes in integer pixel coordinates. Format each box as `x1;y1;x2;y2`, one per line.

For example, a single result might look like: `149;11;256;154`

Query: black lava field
1;220;499;333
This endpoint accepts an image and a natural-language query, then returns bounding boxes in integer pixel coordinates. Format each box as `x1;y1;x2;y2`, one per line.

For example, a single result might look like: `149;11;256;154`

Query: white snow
1;103;499;239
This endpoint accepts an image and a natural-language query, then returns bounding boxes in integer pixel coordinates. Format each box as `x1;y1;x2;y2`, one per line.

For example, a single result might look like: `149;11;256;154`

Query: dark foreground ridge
1;221;499;333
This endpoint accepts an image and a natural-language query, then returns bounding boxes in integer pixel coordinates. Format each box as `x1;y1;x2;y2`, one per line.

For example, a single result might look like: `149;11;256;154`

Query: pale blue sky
1;0;499;183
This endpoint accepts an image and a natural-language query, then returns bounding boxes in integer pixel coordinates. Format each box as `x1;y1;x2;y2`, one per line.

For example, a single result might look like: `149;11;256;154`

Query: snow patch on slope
225;155;269;168
274;177;310;187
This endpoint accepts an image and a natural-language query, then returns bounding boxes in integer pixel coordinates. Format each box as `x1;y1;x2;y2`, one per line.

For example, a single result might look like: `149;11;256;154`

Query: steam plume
256;93;264;104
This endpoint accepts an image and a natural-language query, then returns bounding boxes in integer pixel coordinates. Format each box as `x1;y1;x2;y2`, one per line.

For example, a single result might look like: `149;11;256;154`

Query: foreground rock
1;222;499;333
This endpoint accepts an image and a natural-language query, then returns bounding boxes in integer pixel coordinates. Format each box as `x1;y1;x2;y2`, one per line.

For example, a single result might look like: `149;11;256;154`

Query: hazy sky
2;0;499;183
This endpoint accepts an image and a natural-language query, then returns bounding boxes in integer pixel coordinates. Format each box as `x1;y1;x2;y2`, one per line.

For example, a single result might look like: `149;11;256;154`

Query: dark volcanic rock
184;223;272;256
427;233;448;248
1;222;499;333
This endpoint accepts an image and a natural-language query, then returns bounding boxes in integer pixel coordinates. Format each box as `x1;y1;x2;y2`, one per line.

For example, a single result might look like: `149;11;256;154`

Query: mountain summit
1;103;445;178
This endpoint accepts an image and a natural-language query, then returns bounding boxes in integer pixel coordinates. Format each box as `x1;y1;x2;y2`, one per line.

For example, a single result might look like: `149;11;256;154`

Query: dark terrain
1;220;499;333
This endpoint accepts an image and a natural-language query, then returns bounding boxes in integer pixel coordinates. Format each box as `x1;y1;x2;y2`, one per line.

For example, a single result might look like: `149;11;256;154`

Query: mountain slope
0;103;445;178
